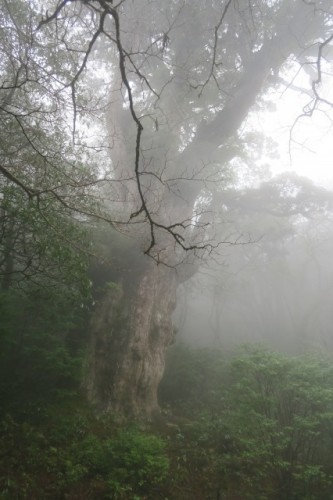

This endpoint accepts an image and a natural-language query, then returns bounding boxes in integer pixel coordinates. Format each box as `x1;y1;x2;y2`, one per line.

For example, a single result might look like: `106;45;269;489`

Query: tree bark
85;259;178;418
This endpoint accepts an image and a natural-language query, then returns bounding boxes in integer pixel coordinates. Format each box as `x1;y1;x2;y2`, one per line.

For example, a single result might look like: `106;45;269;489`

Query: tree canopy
1;0;333;267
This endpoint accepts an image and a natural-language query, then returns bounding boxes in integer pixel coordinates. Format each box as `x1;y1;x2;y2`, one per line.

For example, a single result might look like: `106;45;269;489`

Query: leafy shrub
161;344;333;499
204;347;333;499
0;287;87;417
75;427;169;498
0;411;169;500
105;428;169;495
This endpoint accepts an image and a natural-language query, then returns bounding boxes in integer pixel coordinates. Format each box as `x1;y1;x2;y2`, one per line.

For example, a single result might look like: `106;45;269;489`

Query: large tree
1;0;333;417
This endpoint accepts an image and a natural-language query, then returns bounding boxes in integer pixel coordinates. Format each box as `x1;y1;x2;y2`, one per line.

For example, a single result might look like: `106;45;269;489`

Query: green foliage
0;286;87;414
158;343;225;411
160;344;333;499
71;426;169;498
107;428;169;490
2;343;333;499
0;184;91;297
0;185;91;413
216;347;333;499
0;408;169;500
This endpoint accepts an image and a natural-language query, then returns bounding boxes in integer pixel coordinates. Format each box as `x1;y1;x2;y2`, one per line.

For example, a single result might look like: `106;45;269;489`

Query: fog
174;172;333;352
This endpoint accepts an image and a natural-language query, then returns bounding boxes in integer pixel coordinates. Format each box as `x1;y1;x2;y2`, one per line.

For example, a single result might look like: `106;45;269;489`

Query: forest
1;0;333;498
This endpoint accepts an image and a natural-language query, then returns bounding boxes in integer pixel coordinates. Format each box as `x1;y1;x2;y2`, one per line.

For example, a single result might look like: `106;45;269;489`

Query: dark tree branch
0;165;35;198
191;0;233;96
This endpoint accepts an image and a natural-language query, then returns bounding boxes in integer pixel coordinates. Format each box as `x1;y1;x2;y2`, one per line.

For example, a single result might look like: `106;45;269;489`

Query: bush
212;347;333;499
104;428;169;498
161;344;333;499
0;411;169;500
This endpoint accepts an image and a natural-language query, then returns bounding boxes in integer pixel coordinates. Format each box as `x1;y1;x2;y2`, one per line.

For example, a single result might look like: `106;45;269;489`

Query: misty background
2;1;333;497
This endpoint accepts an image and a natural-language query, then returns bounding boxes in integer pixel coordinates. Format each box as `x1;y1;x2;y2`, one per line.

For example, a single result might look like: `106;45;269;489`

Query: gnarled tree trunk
85;259;178;418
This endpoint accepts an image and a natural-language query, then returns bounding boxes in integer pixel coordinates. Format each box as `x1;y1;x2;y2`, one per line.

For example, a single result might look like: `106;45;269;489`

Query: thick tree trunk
85;260;178;418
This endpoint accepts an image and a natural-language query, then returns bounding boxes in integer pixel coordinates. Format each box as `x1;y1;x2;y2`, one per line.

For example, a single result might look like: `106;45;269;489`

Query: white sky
254;64;333;189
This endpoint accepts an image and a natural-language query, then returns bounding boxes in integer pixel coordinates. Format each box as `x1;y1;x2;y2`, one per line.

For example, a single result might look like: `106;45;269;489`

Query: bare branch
191;0;233;97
